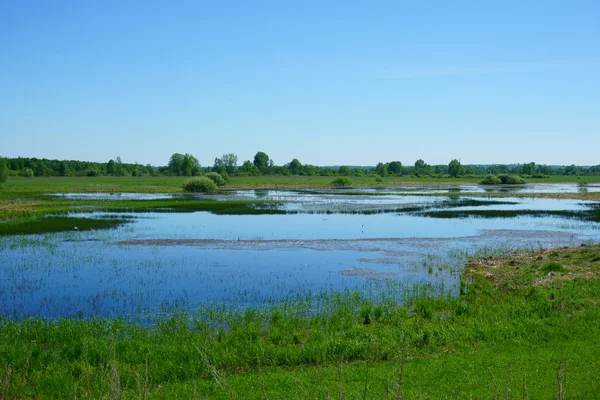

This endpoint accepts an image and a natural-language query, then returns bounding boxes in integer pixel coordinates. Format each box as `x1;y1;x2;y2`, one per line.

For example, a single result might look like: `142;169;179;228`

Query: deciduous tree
448;159;463;177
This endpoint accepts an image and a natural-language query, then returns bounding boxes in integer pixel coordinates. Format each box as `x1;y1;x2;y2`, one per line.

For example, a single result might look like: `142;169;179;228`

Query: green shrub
532;173;550;179
480;174;502;185
22;168;34;178
498;174;526;184
375;176;383;183
86;169;100;177
577;177;589;187
330;177;352;187
182;177;218;193
205;172;226;186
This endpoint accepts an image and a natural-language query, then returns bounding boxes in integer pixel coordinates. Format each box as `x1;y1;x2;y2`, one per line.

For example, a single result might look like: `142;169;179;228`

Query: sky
1;1;599;167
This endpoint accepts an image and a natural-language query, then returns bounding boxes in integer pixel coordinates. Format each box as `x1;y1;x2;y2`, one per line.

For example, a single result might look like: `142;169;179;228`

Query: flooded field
2;186;599;322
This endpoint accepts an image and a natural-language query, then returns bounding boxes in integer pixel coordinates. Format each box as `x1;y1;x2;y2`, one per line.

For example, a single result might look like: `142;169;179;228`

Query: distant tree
448;159;463;178
301;164;321;176
59;161;68;176
214;153;238;174
241;160;253;172
288;158;302;175
221;153;238;174
387;161;403;175
253;151;270;172
521;162;536;175
375;162;388;177
414;159;426;174
0;158;8;183
168;153;185;175
564;164;578;175
106;159;115;175
181;156;193;176
183;154;200;176
23;168;34;178
338;165;350;176
213;157;224;174
113;156;125;176
169;153;200;176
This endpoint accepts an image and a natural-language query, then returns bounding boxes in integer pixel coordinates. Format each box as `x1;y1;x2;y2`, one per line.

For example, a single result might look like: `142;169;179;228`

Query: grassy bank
1;244;599;397
0;198;284;235
2;175;600;195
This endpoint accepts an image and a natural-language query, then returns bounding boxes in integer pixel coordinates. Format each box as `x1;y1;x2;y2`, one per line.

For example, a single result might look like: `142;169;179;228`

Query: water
48;183;600;201
1;188;599;321
309;183;600;195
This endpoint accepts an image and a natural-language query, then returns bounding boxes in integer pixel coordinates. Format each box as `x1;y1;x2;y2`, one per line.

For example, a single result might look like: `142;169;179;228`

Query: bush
498;174;526;184
375;176;383;183
205;172;226;186
330;177;352;187
532;173;550;179
577;177;589;187
22;168;34;178
182;177;218;193
480;174;502;185
87;170;100;177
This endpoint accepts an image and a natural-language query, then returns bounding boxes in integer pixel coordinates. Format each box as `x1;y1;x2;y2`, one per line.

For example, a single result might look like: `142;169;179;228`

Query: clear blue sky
1;1;599;167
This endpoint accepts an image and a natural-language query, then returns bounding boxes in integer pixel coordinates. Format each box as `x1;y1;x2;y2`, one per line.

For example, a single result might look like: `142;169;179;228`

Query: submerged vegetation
0;244;599;397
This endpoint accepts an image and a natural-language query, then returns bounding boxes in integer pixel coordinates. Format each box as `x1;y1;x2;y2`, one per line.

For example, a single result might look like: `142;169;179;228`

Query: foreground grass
1;244;599;398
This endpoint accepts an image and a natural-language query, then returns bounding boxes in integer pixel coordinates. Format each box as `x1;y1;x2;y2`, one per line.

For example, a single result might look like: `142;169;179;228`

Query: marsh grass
0;198;287;234
421;209;600;222
0;216;132;235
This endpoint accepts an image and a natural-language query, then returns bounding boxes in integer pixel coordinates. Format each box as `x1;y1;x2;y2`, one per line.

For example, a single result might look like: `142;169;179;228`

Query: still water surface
2;188;599;321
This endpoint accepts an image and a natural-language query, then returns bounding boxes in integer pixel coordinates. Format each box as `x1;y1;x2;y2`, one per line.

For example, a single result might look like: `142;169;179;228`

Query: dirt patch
466;244;600;289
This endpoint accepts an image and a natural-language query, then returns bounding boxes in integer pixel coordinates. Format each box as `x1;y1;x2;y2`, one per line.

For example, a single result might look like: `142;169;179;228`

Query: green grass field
1;174;600;196
1;245;599;398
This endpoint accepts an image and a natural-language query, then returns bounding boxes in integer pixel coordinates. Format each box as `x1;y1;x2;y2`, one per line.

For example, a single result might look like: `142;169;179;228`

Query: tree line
0;153;599;180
